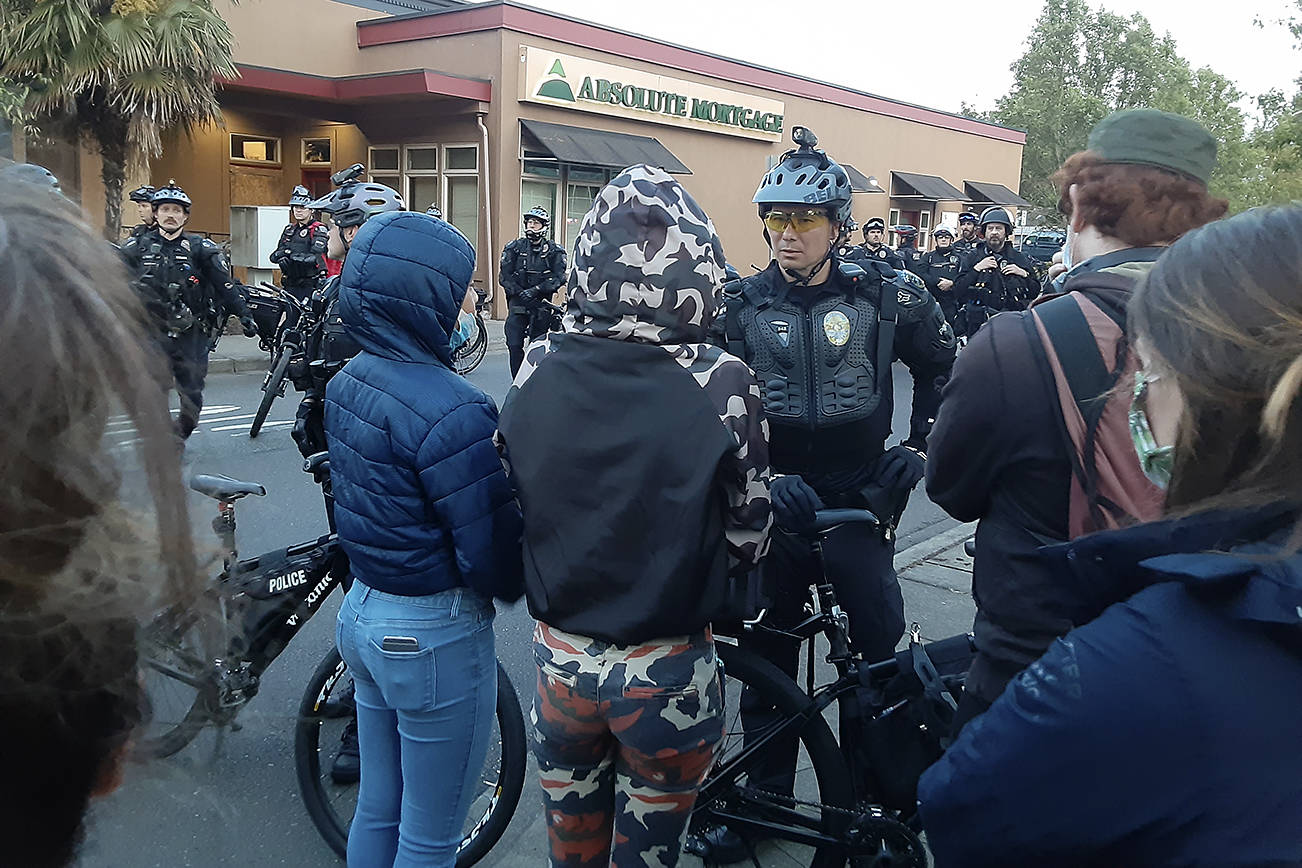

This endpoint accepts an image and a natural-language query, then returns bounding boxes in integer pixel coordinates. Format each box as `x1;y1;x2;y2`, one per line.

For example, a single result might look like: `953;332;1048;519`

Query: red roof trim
220;64;491;102
357;2;1025;144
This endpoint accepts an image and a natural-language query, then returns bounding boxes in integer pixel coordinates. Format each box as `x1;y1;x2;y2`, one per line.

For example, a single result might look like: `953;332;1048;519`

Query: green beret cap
1087;109;1218;187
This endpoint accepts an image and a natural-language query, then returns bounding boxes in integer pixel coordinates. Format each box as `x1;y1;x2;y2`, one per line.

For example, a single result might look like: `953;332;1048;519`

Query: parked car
1020;229;1066;266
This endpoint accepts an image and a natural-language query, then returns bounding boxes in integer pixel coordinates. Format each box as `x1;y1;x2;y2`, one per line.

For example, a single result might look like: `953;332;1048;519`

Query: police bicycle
137;455;527;865
246;283;315;438
689;509;975;867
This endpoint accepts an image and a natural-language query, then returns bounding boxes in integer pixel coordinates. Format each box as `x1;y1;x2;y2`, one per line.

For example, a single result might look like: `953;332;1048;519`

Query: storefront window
406;146;438;172
447;176;479;252
370;146;399;173
445;146;478;172
231;133;280;163
522;160;560;179
408;176;439;214
919;210;931;250
521;179;558;241
566;181;601;244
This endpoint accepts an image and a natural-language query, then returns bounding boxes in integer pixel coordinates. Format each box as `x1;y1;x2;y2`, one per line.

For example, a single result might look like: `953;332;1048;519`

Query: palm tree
0;0;239;238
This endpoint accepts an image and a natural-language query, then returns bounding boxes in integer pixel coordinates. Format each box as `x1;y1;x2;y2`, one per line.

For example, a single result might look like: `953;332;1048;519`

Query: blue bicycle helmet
753;126;853;226
288;184;313;207
151;181;192;210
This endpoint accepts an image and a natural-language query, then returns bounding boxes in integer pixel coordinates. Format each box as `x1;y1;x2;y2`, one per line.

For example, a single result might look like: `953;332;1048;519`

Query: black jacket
120;227;246;333
919;247;963;293
710;259;955;493
498;237;566;306
497;166;770;643
847;242;905;271
896;243;924;275
926;251;1160;703
952;242;1037;311
269;220;328;285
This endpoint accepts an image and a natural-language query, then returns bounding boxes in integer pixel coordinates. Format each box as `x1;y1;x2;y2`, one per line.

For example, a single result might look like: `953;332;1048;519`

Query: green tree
988;0;1255;211
0;0;238;238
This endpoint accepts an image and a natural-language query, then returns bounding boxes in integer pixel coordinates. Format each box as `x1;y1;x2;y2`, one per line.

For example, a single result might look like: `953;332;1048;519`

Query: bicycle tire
451;312;489;376
692;641;855;868
294;649;526;865
137;609;212;758
249;347;292;438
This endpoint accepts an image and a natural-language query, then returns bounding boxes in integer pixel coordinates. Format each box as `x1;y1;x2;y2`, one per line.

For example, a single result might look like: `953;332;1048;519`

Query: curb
893;521;976;571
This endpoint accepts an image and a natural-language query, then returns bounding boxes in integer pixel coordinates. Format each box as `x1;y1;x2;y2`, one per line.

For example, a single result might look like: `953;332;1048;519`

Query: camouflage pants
532;622;724;868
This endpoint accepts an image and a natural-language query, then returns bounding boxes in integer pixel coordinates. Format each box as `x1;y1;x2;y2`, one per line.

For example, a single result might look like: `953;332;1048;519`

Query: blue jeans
336;580;496;868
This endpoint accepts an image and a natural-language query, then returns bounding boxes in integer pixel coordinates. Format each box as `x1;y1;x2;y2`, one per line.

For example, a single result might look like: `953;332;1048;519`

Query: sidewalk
893;521;977;642
208;317;509;375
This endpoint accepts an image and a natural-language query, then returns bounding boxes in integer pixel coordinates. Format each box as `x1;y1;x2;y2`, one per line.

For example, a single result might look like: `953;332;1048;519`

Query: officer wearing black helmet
500;205;566;376
128;185;156;238
290;170;406;462
894;224;924;274
952;205;1037;336
269;185;328;302
701;128;955;856
851;216;905;269
953;210;981;254
120;181;256;439
920;226;963;330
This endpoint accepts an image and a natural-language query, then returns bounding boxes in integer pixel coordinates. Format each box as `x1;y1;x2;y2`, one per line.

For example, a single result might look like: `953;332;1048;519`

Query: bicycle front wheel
451;313;489;376
294;649;526;864
249;346;292;438
690;641;855;868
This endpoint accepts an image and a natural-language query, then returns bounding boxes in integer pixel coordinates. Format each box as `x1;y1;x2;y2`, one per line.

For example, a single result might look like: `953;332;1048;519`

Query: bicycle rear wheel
690;641;855;868
295;648;526;864
249;346;292;438
137;607;213;758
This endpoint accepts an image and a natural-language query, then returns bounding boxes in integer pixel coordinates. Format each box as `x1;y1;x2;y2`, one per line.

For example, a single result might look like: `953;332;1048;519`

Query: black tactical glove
240;316;259;337
875;445;926;493
519;287;540;304
770;474;824;532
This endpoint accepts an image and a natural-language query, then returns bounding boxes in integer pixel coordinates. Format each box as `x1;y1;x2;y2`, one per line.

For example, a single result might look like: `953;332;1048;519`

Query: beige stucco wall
217;0;386;77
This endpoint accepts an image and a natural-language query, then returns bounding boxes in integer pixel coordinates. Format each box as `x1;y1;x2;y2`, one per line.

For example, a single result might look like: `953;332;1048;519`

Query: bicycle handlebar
808;508;879;534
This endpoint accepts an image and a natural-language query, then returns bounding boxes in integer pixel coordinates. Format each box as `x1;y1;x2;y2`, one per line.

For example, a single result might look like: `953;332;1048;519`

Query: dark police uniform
499;236;567;376
128;222;154;239
952;242;1038;336
290;275;361;459
121;227;247;438
848;241;905;271
896;242;925;275
920;245;964;329
711;257;955;794
269;219;328;301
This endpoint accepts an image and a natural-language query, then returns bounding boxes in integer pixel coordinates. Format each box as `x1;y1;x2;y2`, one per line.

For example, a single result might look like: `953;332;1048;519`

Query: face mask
1129;370;1175;489
449;310;476;353
1062;222;1076;272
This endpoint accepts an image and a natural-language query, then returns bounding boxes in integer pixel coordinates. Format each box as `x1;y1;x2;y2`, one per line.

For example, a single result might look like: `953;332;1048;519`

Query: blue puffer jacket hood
338;211;475;367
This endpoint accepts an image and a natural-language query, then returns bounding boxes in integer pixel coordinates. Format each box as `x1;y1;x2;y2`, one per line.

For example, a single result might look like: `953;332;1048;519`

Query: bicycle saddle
189;473;267;501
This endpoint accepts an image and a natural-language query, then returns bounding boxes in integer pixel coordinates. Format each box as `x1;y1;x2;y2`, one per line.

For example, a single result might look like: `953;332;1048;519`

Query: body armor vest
318;278;361;366
138;235;208;333
741;279;883;429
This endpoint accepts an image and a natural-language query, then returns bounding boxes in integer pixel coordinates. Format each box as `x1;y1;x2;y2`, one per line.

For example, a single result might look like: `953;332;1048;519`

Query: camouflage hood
565;165;726;345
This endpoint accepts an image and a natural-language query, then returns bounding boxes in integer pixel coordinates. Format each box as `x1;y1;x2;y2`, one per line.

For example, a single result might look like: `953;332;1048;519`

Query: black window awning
843;163;886;193
965;181;1032;207
520;119;691;174
890;171;968;201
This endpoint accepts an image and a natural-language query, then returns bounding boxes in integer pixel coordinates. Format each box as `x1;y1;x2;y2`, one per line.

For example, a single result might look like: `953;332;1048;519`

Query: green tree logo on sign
536;59;575;102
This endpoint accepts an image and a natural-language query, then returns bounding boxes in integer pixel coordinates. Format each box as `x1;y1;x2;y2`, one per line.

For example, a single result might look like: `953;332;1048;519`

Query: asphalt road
79;349;963;868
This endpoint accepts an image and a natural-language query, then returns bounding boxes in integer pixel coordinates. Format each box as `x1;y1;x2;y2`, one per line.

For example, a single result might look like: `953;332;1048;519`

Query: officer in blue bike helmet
700;126;956;859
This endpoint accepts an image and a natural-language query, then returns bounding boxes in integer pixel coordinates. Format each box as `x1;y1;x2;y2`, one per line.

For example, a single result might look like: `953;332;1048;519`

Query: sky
522;0;1299;119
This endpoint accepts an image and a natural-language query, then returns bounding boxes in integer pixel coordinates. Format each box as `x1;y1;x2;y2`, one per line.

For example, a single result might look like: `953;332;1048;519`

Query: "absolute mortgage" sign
520;47;785;141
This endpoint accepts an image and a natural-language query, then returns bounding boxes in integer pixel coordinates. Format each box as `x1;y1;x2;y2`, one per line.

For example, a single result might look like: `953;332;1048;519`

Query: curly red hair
1053;152;1227;247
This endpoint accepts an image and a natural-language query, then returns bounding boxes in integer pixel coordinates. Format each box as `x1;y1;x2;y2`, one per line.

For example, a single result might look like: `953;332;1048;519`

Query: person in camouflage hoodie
496;164;772;868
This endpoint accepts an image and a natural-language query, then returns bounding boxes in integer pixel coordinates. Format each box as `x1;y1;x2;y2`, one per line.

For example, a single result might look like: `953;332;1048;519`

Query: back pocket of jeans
365;639;436;711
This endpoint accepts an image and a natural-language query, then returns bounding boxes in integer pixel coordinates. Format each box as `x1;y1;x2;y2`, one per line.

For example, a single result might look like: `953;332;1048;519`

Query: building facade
94;0;1030;312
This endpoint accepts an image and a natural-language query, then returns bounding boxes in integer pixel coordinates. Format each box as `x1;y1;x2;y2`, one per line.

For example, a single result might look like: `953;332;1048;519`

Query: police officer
952;206;1037;337
852;216;905;269
121;181;255;439
499;206;566;376
128;185;156;238
269;185;328;302
290;174;404;786
953;210;981;254
894;224;924;274
920;226;963;330
704;128;955;851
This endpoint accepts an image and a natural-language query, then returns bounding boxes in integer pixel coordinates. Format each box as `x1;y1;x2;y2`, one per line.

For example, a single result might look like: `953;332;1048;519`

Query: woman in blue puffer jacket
324;211;523;867
919;205;1302;866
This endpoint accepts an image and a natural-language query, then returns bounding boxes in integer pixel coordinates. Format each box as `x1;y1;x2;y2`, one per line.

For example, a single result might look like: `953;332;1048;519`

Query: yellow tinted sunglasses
763;209;830;234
